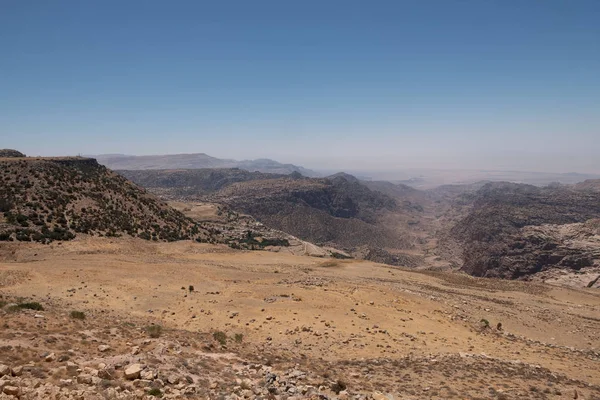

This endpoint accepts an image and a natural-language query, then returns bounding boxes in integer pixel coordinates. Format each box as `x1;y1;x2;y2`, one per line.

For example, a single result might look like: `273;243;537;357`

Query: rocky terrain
446;182;600;284
1;237;600;399
0;156;342;256
115;166;600;287
119;169;434;266
574;179;600;193
168;201;347;258
1;151;600;398
6;151;600;288
95;153;319;177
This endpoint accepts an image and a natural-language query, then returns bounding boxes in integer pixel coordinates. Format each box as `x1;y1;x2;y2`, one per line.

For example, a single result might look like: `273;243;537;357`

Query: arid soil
1;237;599;399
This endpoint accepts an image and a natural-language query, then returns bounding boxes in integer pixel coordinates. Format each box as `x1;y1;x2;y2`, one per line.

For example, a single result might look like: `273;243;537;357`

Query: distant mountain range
91;153;320;177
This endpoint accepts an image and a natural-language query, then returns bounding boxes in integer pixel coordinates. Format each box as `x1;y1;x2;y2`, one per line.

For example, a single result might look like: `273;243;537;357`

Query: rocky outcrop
452;182;600;281
461;220;600;279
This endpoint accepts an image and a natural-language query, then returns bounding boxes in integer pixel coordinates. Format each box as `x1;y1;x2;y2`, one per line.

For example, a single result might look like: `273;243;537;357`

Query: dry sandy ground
1;237;600;399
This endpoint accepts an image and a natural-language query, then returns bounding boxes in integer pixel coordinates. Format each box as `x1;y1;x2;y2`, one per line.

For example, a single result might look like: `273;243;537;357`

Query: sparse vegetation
480;318;490;330
148;388;163;397
213;331;227;346
319;260;340;268
70;311;86;320
17;302;44;311
145;324;163;338
234;333;243;343
331;379;347;394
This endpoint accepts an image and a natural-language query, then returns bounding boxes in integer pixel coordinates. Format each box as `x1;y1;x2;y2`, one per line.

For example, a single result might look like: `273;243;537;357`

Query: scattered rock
141;370;156;380
98;368;114;380
77;374;93;385
98;344;111;352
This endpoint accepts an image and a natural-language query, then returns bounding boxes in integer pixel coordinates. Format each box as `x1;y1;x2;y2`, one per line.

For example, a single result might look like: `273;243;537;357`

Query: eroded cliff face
451;182;600;281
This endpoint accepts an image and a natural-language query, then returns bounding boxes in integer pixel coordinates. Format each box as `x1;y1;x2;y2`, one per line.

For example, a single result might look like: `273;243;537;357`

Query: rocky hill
0;149;26;158
95;153;319;176
120;169;433;261
211;177;401;250
574;179;600;192
0;157;215;243
450;182;600;282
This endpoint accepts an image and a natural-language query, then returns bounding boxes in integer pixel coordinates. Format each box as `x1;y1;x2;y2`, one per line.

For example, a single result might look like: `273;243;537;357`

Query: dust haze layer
91;151;600;189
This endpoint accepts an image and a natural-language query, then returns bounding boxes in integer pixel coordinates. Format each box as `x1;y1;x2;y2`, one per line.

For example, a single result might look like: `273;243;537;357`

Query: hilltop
0;149;26;158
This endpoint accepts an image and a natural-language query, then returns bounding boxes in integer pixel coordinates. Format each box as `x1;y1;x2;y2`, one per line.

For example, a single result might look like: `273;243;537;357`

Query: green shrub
145;325;162;338
148;388;163;397
480;318;490;330
18;302;44;311
331;380;347;394
234;333;243;343
70;311;85;320
6;305;21;313
213;331;227;346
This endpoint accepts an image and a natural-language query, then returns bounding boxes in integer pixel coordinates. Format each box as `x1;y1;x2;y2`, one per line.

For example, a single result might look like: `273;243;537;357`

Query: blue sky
1;1;599;172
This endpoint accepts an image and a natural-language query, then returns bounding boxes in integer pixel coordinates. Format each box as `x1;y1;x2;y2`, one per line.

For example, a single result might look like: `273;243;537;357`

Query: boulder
98;368;114;380
372;392;393;400
3;386;20;396
125;364;143;380
66;361;78;373
140;370;156;380
98;345;111;352
77;374;93;385
0;365;10;377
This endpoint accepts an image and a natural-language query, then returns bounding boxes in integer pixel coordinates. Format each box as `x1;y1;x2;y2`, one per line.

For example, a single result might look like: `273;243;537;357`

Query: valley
1;152;599;399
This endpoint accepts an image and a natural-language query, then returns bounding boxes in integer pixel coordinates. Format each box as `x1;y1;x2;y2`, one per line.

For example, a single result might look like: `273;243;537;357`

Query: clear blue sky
1;0;599;172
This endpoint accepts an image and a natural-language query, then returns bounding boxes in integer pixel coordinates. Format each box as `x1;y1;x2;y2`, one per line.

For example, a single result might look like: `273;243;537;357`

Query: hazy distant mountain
92;153;319;177
392;170;600;189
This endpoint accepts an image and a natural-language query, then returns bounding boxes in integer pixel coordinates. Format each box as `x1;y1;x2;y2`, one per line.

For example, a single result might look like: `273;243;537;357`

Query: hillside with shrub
0;157;212;243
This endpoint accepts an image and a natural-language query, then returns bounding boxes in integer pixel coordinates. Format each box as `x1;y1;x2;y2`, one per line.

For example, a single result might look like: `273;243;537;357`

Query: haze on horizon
2;1;599;174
